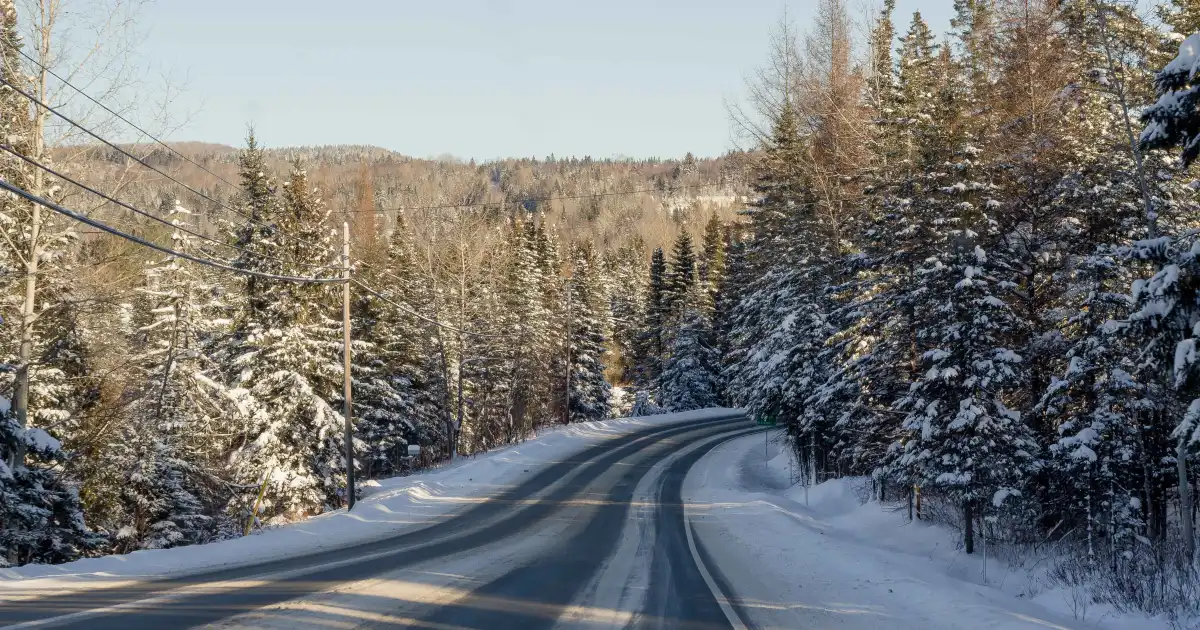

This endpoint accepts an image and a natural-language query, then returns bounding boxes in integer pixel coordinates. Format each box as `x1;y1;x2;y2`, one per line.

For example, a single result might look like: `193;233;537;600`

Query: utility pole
563;275;571;424
342;221;356;511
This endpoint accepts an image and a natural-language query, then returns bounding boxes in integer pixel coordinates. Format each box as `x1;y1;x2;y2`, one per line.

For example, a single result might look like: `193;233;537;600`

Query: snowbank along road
0;412;762;629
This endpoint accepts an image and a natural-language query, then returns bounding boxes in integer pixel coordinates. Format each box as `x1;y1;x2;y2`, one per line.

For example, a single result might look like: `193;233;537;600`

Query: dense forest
7;0;1200;620
719;0;1200;618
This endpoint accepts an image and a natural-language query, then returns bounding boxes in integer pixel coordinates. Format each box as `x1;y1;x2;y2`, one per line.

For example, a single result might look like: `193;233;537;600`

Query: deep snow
683;429;1169;630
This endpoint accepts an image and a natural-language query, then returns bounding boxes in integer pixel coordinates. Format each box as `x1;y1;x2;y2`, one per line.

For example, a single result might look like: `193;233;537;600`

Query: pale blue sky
139;1;952;160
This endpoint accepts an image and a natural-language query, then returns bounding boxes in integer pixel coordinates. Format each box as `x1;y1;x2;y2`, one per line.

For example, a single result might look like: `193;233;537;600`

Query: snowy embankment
685;430;1168;630
0;408;739;594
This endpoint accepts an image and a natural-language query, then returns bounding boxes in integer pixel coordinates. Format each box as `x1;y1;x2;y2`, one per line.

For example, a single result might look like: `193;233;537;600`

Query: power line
4;39;244;194
0;76;349;268
2;143;341;277
0;144;262;261
350;278;506;339
0;177;345;284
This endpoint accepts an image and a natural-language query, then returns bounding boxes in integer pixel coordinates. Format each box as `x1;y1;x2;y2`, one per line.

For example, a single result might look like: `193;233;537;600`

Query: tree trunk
1178;438;1194;562
964;499;975;554
10;56;49;469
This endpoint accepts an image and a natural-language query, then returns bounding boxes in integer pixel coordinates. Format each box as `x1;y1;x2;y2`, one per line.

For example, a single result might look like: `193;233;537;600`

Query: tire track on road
403;422;759;630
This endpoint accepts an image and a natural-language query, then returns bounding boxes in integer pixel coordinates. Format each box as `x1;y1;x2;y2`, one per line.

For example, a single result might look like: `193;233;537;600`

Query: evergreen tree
566;241;610;422
605;238;647;384
0;411;101;566
353;213;447;477
227;162;346;522
660;294;721;412
114;201;232;549
892;245;1039;554
633;247;669;390
230;131;283;319
664;231;697;324
697;214;726;318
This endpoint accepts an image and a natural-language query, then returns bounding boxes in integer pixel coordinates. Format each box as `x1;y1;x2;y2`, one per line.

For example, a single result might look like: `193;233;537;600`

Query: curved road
1;414;761;630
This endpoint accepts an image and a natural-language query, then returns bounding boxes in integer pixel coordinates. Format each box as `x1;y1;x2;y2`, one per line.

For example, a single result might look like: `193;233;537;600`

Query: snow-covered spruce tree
495;216;553;435
226;158;347;522
809;9;953;480
112;200;238;550
712;226;746;369
659;289;721;412
0;407;101;566
1029;0;1175;566
1038;285;1147;566
530;219;563;427
632;246;668;391
353;213;447;478
663;231;697;328
458;246;509;452
565;240;610;422
895;242;1040;554
697;213;726;320
724;96;817;433
726;91;841;480
603;237;647;384
1131;20;1200;552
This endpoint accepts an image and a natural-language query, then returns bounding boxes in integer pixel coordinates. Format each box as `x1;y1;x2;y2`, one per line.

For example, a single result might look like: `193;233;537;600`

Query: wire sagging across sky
0;177;346;285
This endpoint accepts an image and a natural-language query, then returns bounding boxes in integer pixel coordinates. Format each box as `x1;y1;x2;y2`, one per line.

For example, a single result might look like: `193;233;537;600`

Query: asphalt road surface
1;413;761;629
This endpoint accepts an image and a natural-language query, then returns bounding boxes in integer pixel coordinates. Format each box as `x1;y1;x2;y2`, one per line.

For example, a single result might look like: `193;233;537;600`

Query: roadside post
755;413;777;471
405;444;421;472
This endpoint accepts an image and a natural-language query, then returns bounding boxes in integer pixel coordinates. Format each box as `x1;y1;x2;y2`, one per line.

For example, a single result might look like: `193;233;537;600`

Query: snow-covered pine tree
494;216;553;435
724;97;812;427
604;237;647;384
659;288;721;412
565;240;610;422
712;226;745;366
632;247;668;391
529;219;562;426
889;168;1039;554
1031;0;1174;564
353;212;447;478
229;131;284;318
113;200;237;550
227;159;347;522
697;213;726;319
458;244;511;452
0;407;101;566
663;231;697;327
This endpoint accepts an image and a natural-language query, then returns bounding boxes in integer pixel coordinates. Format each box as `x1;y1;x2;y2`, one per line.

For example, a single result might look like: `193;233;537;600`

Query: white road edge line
683;445;749;630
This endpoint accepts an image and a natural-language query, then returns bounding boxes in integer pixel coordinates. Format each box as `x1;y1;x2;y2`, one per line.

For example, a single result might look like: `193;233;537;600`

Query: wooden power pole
342;221;356;511
563;276;571;425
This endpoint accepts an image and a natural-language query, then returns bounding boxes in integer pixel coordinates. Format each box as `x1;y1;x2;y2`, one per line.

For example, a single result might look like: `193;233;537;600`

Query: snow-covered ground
0;408;738;596
684;429;1170;630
